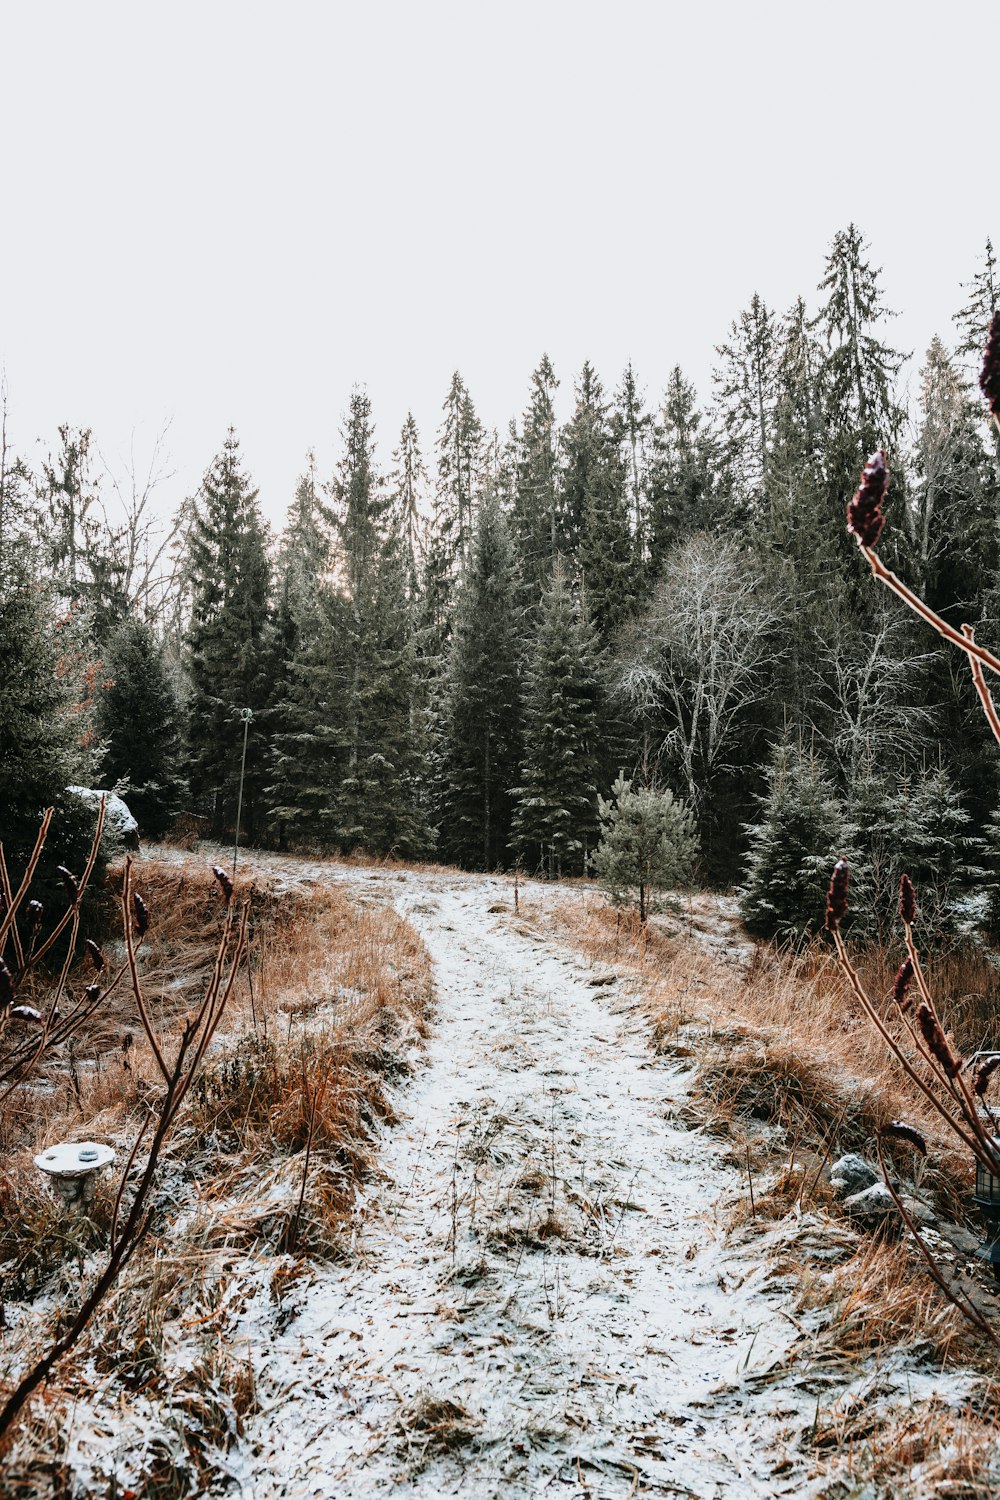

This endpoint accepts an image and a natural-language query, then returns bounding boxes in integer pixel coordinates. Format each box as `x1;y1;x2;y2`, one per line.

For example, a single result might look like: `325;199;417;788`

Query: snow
218;872;925;1496
39;857;982;1495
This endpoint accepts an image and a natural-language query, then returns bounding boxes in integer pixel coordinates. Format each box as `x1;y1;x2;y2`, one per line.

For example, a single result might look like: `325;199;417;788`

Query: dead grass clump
397;1392;480;1457
693;1034;887;1154
806;1396;999;1497
798;1236;975;1366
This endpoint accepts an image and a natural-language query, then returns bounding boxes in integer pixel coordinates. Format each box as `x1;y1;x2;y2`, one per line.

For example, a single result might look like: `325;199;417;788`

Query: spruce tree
435;372;483;569
262;459;343;848
814;224;905;445
512;355;561;603
512;563;601;877
185;429;271;840
646;367;716;575
438;491;522;869
740;738;850;939
714;292;779;512
0;552;102;904
613;363;652;563
955;238;999;366
96;616;186;838
0;388;32;576
390;413;429;598
37;424;100;604
332;391;427;856
562;362;633;637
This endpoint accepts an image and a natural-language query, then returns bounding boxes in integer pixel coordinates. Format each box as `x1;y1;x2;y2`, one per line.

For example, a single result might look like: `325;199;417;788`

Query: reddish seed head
825;858;850;932
892;956;914;1010
880;1121;927;1156
980;310;1000;418
975;1054;1000;1098
84;938;105;972
899;874;916;927
212;865;234;904
57;866;80;905
846;449;890;549
132;891;150;938
916;1002;960;1078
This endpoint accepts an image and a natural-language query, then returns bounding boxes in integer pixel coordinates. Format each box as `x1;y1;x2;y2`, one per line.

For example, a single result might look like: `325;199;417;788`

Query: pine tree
96;616;186;838
435;372;483;569
613;363;652;564
562;362;633;637
261;459;343;849
512;355;561;602
593;774;697;923
389;413;429;598
955;237;999;364
512;563;602;876
185;429;271;840
0;385;32;576
814;224;905;445
714;292;779;511
646;367;716;574
37;424;100;603
0;552;103;903
332;391;427;856
740;738;850;939
906;337;998;610
439;491;522;869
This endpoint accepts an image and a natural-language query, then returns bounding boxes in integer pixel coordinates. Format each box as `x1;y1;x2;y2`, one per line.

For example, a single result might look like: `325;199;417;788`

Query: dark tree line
3;228;1000;937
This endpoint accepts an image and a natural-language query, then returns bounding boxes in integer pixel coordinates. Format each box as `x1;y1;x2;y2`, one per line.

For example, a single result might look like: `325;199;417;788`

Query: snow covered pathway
237;873;808;1498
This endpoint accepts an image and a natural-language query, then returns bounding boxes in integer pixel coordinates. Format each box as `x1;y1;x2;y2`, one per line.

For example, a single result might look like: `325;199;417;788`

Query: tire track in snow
237;873;810;1498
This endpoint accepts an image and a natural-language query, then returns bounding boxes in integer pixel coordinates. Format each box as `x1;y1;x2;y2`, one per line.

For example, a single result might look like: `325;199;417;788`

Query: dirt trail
233;871;821;1498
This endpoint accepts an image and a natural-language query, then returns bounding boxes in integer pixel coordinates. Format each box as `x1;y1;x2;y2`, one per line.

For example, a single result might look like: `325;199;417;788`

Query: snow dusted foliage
740;739;850;939
593;774;697;923
511;563;601;877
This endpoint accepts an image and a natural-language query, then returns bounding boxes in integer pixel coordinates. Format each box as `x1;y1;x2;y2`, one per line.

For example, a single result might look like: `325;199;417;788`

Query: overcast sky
0;0;995;530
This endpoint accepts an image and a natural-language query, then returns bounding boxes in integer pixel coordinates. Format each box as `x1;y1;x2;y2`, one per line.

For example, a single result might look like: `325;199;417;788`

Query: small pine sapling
593;774;697;924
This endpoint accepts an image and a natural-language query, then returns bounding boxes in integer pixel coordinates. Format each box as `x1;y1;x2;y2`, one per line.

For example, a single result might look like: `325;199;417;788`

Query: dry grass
0;853;433;1494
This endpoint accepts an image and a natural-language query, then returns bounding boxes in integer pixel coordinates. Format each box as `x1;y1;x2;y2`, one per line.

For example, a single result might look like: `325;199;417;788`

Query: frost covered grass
542;883;1000;1488
0;851;432;1497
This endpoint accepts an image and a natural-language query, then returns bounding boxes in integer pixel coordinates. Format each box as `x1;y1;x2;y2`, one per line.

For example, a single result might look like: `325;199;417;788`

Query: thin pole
233;708;252;877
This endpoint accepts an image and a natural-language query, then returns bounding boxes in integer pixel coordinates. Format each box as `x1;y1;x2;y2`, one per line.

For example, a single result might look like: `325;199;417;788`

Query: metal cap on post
35;1141;116;1207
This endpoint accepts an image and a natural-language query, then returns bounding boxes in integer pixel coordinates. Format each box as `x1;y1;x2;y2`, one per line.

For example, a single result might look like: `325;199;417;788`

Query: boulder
828;1153;878;1199
842;1182;898;1223
66;788;140;850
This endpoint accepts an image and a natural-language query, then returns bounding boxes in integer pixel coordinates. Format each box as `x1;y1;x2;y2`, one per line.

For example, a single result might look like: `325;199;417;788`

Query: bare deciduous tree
611;534;779;808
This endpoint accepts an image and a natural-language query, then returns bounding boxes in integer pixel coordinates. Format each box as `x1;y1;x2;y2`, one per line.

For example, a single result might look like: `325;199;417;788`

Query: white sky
0;0;995;530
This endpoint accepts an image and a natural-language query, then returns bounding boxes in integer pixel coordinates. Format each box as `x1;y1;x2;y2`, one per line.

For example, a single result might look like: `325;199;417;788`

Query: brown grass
0;853;433;1492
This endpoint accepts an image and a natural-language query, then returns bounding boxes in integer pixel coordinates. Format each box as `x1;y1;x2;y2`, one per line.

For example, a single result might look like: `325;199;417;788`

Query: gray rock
828;1153;878;1199
67;788;140;850
842;1182;898;1223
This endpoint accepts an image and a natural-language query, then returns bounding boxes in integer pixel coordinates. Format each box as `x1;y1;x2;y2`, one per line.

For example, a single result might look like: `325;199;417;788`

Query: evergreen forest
4;224;1000;940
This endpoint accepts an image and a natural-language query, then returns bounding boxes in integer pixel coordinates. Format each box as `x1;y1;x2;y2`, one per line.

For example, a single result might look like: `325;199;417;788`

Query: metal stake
233;707;253;876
